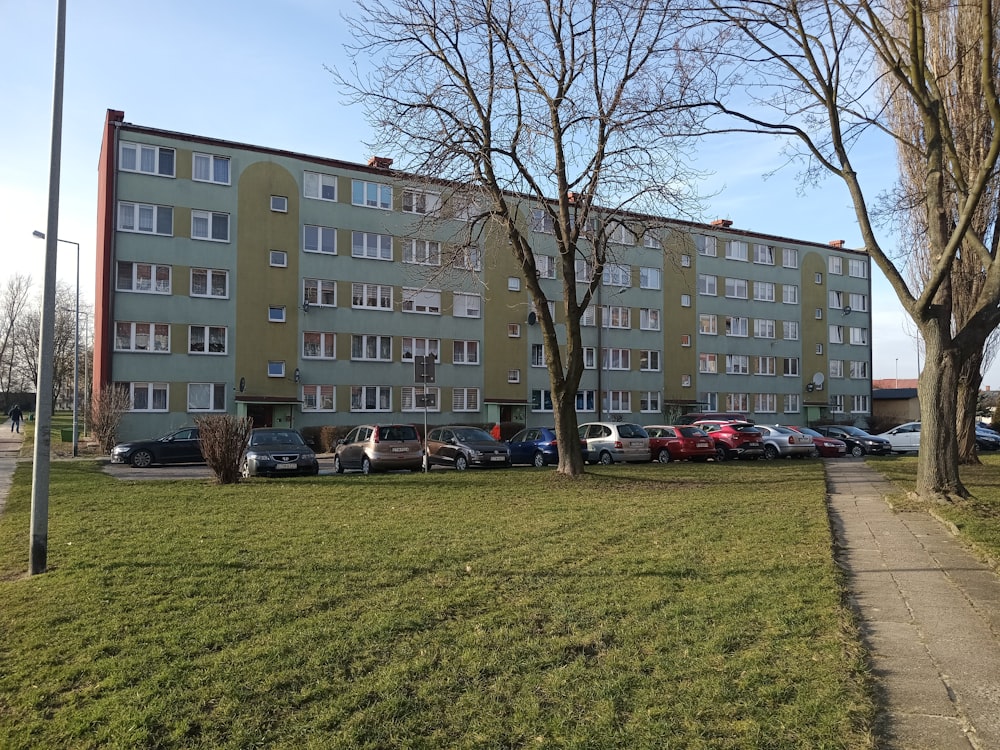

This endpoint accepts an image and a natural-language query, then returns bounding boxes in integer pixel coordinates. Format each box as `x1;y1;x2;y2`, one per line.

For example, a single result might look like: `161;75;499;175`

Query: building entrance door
246;404;273;428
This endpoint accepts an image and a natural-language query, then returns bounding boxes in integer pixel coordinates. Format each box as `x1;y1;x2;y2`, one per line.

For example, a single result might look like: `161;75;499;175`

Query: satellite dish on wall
239;377;246;393
527;311;537;325
812;372;825;391
843;305;852;315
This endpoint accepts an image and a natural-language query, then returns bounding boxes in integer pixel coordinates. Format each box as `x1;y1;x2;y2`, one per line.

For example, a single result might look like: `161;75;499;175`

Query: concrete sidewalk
0;418;25;515
826;460;1000;749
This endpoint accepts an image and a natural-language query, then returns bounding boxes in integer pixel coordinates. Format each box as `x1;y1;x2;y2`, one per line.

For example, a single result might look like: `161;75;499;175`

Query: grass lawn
0;460;875;749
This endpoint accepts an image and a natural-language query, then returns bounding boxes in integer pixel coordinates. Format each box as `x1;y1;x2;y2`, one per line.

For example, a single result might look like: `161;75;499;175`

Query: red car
694;421;765;461
644;425;716;463
788;425;848;457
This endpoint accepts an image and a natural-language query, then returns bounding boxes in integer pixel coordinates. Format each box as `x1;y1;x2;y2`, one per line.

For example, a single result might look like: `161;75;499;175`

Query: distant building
93;109;874;440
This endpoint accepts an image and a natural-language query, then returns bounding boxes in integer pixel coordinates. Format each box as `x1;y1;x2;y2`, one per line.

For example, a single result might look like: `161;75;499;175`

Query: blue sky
2;0;946;386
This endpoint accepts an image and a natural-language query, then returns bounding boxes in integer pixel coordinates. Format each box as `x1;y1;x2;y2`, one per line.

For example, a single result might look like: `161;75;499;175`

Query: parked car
241;428;319;477
676;411;751;425
787;426;848;458
426;426;511;470
507;427;585;467
813;425;892;457
694;421;765;461
578;422;651;464
877;422;922;453
110;427;204;468
755;424;815;459
976;424;1000;451
333;423;424;474
643;425;716;462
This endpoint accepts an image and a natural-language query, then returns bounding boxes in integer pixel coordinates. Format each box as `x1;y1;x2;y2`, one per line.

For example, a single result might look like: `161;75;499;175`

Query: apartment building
93;109;873;441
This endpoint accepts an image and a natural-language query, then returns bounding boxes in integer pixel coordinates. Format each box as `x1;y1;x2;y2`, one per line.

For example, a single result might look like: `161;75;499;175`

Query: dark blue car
507;427;584;467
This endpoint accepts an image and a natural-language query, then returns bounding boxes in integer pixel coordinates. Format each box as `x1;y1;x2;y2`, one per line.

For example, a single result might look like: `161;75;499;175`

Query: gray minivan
578;422;651;464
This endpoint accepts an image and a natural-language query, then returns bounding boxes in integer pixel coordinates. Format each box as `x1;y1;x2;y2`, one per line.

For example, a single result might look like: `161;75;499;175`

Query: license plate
748;442;761;447
490;455;506;461
391;447;408;452
696;441;708;448
630;441;644;447
276;463;296;470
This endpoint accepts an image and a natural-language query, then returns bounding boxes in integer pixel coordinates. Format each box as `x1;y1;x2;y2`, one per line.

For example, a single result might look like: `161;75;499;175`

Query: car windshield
732;424;760;433
797;427;823;438
768;425;794;434
453;427;493;441
678;427;706;437
251;431;304;446
839;426;873;437
379;425;418;441
617;424;648;438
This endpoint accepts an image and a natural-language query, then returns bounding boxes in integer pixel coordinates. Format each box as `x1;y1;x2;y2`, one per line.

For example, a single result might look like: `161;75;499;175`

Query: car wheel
599;451;613;465
240;460;252;479
333;455;344;474
809;447;820;458
455;454;468;471
715;445;728;462
361;456;372;475
656;449;671;463
130;449;153;468
532;451;547;468
851;445;864;457
764;444;779;460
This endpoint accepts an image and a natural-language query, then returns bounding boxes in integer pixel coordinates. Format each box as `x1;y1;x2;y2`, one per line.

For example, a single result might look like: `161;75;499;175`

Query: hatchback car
643;425;715;462
755;424;814;459
110;427;203;468
507;427;585;467
578;422;651;464
787;426;848;457
976;424;1000;451
426;426;511;470
241;428;319;477
877;422;921;453
334;424;424;474
813;425;892;457
694;421;765;461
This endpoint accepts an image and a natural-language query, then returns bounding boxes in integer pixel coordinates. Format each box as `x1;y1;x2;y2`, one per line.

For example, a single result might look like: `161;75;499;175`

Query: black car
813;425;892;457
110;427;204;468
425;426;511;470
241;428;319;478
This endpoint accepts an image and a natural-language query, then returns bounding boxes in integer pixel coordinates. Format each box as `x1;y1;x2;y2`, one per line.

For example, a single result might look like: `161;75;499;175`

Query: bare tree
90;385;133;454
14;282;77;412
0;274;33;409
335;0;704;475
694;0;1000;502
197;415;253;485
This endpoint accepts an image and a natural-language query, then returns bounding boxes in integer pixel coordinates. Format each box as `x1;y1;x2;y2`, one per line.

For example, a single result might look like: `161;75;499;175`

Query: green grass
0;461;874;749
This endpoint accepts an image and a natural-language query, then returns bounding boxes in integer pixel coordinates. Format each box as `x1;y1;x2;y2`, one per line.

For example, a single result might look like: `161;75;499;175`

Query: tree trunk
956;349;983;465
553;392;585;475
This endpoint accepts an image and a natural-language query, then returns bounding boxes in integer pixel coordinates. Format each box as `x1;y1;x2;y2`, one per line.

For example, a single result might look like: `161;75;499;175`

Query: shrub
90;387;133;454
196;415;253;484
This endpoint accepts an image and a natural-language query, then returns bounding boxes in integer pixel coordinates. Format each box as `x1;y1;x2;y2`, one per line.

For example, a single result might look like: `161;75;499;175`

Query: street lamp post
34;231;80;457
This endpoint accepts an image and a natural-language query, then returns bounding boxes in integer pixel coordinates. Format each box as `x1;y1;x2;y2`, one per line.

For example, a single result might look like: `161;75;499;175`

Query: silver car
877;422;921;453
578;422;651;464
756;425;815;459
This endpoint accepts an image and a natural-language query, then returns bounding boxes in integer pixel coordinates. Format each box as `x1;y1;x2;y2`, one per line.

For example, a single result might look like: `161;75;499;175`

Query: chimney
368;156;393;169
829;240;845;248
710;219;733;228
568;192;577;204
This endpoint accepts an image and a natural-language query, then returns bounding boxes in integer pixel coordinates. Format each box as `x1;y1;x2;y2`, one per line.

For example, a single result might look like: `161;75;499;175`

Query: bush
196;415;253;484
90;387;133;454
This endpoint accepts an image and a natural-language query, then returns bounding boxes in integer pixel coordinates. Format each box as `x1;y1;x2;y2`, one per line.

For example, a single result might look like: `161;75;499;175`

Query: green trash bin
60;429;75;442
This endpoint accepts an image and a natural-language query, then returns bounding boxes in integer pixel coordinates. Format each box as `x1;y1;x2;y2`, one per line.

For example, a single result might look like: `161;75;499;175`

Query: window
402;386;441;412
830;360;844;378
604;390;631;413
782;248;799;268
188;383;226;412
353;283;393;310
270;195;288;213
453;293;481;318
754;319;775;339
302;385;336;412
755;356;776;376
602;306;630;329
190;268;228;298
829;325;844;344
640;391;661;412
815;308;823;320
698;274;717;296
815;272;823;284
753;281;776;302
453;340;480;365
849;327;869;345
782;284;799;304
116;262;171;294
755;393;777;413
680;334;692;347
191;210;230;242
681;375;692;387
352;179;392;209
703;392;719;411
531;389;554;412
267;361;285;378
849;293;868;312
726;240;748;261
726;393;750;411
783;321;799;340
602;263;631;287
829;290;844;309
192;153;230;184
680;254;691;268
784;394;800;413
453;387;480;412
640;308;661;331
851;395;871;413
304;278;337;307
269;306;286;322
640;350;661;371
531;208;555;233
726;354;749;374
508;369;520;384
351;334;392;361
608;222;635;245
451;245;482;272
189;325;227;354
639;266;661;290
351;385;392;411
401;239;441;266
128;382;168;412
118;202;173;236
828;256;843;275
352;231;393;260
697;235;717;257
816;344;824;355
680;294;692;308
848;258;868;278
401;337;440;362
583;347;597;369
508;277;521;291
581;306;596;327
531;344;546;367
783;357;800;376
269;250;287;268
119;142;175;177
849;360;869;378
699;353;718;374
644;233;662;249
536;255;557;279
303;224;336;254
725;316;749;337
304;171;337;201
602;348;630;370
508;323;521;337
114;322;170;352
577;390;597;412
725;278;748;299
700;314;718;335
575;258;595;282
753;244;775;265
303;332;336;359
402;189;441;215
830;395;845;413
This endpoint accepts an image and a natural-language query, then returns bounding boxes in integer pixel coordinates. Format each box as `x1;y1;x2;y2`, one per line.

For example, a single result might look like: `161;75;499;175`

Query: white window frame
507;369;521;384
699;353;718;374
402;239;441;266
536;255;557;279
269;250;287;268
830;395;845;413
531;344;546;368
782;248;798;269
784;394;801;413
401;386;441;412
267;361;285;378
583;347;597;369
640;391;661;412
829;325;845;344
700;314;718;335
453;293;481;318
640;308;661;331
531;389;554;412
192;152;230;185
753;244;775;265
830;360;844;378
849;258;868;278
602;263;632;287
351;334;392;361
352;231;393;261
352;283;393;311
726;354;750;375
698;235;718;257
756;356;776;376
604;390;632;413
725;278;748;300
114;321;170;353
850;327;869;346
698;274;717;296
783;357;800;377
783;321;799;340
508;323;521;338
303;331;336;359
783;284;799;304
680;294;692;308
754;319;775;339
849;293;869;312
452;387;480;412
640;267;661;290
640;350;661;372
851;395;871;413
453;340;480;365
402;189;441;215
119;141;175;177
350;385;392;412
303;224;337;254
302;384;336;412
828;256;843;275
128;382;169;412
304;171;337;201
726;393;750;412
190;268;228;299
187;383;227;412
601;306;630;329
352;180;392;210
191;210;230;243
270;195;288;213
188;325;227;355
118;201;173;236
725;240;748;261
116;261;171;294
725;316;749;337
680;254;691;268
577;390;597;412
754;393;777;413
753;281;775;302
268;306;286;323
849;360;869;378
401;337;440;362
304;278;337;307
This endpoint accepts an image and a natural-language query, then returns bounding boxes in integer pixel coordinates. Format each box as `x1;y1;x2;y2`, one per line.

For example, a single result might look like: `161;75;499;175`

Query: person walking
8;404;22;434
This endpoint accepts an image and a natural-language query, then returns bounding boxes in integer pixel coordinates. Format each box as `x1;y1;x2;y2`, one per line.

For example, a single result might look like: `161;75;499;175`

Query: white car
877;422;921;453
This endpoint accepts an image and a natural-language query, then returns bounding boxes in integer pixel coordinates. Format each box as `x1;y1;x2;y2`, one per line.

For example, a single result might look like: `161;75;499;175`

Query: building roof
872;388;919;400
